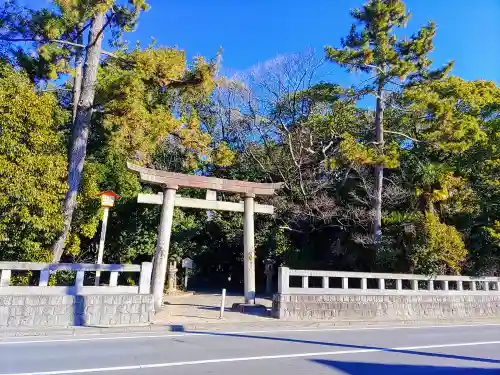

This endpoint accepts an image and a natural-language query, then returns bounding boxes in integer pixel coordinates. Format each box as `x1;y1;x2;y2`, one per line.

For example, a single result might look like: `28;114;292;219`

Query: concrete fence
273;267;500;322
0;262;154;328
0;262;153;295
278;267;500;295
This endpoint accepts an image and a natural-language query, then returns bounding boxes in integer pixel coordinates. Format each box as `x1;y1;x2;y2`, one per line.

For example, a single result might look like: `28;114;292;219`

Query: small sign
100;191;119;208
182;257;194;269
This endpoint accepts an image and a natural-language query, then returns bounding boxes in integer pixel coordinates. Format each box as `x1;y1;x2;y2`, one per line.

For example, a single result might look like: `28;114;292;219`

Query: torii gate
127;163;282;311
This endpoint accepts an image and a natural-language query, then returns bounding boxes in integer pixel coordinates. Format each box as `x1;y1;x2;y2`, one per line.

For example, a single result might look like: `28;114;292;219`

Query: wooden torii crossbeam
137;193;275;214
127;163;282;311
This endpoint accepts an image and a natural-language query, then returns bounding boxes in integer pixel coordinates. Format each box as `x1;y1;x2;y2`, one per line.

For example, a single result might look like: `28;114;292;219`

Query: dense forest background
1;0;499;291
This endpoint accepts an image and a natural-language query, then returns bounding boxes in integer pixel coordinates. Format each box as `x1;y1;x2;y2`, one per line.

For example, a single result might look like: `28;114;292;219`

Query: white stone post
152;187;177;312
139;262;153;294
243;194;256;303
278;267;289;294
0;270;11;287
342;277;349;289
95;207;110;286
75;271;85;288
412;279;418;291
323;276;329;289
39;270;50;286
109;271;118;287
442;280;449;291
302;275;309;289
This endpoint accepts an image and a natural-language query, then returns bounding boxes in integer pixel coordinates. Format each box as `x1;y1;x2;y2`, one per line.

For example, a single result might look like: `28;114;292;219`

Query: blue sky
24;0;500;85
128;0;500;85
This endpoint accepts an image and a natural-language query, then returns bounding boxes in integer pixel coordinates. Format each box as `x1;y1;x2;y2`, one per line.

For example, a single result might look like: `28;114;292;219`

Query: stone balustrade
0;262;154;328
0;262;153;296
274;267;500;321
278;267;500;295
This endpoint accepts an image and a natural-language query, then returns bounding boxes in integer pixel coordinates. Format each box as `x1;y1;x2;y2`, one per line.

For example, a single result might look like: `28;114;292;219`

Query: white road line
0;333;188;345
1;322;500;345
2;340;500;375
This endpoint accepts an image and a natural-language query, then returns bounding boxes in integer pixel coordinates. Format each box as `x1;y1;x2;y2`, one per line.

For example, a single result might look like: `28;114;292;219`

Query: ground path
153;292;273;325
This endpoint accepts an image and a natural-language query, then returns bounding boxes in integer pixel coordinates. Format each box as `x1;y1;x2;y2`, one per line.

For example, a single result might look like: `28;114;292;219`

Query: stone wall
0;294;154;328
272;293;500;322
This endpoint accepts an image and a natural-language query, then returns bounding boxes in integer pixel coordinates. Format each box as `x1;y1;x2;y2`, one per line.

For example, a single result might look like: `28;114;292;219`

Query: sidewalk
0;292;275;338
154;292;274;324
3;316;500;338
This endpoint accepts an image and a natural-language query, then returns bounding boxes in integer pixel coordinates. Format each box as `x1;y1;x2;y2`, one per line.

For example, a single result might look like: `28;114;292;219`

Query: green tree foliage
0;0;499;286
0;0;153;262
404;77;499;152
60;46;230;259
325;0;453;243
96;47;223;166
410;211;467;275
0;0;149;82
0;64;67;261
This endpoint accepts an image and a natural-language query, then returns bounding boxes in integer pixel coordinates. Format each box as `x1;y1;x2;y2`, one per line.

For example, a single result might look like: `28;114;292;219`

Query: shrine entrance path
153;292;273;325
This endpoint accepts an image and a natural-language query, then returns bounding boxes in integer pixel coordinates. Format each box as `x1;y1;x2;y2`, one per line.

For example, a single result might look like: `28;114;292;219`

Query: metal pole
95;207;109;286
243;195;256;304
219;288;226;319
151;187;177;312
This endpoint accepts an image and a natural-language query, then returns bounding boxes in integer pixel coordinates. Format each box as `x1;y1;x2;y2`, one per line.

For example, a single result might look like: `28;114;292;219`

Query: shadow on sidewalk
73;295;85;326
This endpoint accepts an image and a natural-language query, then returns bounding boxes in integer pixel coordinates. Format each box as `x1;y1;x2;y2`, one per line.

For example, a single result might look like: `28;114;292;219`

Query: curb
0;324;153;338
151;317;500;332
2;317;500;338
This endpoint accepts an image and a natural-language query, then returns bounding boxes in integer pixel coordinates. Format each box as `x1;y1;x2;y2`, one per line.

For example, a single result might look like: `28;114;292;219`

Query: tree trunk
373;83;385;244
51;11;106;262
72;28;84;122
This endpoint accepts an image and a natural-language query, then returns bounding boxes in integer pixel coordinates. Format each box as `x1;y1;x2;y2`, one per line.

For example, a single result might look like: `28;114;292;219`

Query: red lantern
100;190;120;208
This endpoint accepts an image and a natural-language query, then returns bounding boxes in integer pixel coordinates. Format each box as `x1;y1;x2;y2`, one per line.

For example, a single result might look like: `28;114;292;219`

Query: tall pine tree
325;0;453;243
1;1;150;261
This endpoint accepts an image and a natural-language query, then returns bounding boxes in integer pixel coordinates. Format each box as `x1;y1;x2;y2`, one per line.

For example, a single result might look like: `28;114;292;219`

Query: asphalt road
1;323;500;374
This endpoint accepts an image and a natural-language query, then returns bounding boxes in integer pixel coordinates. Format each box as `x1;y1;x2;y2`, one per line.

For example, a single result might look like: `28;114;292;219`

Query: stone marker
264;258;276;296
167;261;178;293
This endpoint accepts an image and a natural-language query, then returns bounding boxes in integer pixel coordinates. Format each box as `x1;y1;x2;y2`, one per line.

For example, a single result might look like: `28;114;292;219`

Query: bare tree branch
1;37;127;61
40;87;73;92
383;130;420;143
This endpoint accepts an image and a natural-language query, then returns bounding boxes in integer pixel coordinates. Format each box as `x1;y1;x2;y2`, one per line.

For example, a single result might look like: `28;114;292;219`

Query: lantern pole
95;191;118;286
95;207;109;286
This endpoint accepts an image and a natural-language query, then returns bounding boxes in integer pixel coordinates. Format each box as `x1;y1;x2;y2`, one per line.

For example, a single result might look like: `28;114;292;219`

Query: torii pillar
243;194;256;303
153;186;176;310
127;163;282;311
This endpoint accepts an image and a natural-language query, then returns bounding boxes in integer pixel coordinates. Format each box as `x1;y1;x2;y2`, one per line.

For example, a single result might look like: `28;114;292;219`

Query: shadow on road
312;359;500;374
184;330;500;366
